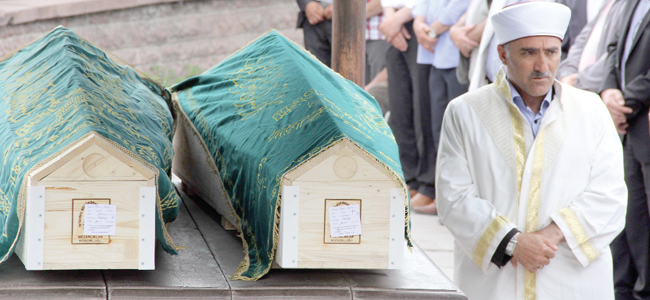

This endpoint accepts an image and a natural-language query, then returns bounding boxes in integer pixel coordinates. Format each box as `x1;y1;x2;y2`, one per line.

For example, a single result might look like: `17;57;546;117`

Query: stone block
86;9;112;25
121;21;148;48
167;15;201;42
208;38;229;57
144;19;169;44
0;24;24;39
111;48;139;66
96;23;127;50
160;42;185;61
267;4;299;30
197;13;223;37
137;45;163;66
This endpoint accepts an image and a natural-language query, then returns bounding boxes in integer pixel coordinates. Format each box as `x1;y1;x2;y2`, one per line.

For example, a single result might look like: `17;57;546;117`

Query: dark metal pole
332;0;366;87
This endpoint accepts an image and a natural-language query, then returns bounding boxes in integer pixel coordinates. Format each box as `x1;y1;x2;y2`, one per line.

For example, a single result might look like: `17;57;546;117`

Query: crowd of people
296;0;650;299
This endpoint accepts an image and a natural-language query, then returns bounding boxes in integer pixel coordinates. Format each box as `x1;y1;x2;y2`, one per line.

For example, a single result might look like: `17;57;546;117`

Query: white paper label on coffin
328;204;362;238
83;204;117;236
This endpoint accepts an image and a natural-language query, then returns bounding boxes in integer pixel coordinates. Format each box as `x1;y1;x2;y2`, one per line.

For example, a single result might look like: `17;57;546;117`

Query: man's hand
390;31;409;52
413;17;437;52
560;74;578;86
450;24;479;57
305;1;325;25
536;222;565;247
323;4;333;20
380;15;409;42
601;88;633;134
512;232;558;273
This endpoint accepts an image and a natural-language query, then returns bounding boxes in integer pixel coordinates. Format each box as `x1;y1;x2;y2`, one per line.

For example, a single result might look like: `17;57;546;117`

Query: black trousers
386;21;435;198
429;66;468;176
301;19;332;68
613;132;650;300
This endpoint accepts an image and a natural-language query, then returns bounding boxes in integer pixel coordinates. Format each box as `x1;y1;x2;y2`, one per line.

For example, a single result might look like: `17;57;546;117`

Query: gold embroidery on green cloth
226;54;391;144
558;207;599;262
473;215;509;267
266;87;391;142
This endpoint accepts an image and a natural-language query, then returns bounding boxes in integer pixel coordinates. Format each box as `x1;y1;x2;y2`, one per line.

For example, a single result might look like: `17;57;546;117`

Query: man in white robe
436;2;627;300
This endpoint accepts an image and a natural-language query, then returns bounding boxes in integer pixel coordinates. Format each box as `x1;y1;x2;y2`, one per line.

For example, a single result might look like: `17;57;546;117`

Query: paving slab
181;186;467;300
0;254;106;300
410;211;456;279
181;189;352;300
343;245;464;300
103;199;231;300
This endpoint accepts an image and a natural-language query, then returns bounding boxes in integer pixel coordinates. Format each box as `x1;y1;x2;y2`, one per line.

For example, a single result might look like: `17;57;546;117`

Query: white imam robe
436;69;627;300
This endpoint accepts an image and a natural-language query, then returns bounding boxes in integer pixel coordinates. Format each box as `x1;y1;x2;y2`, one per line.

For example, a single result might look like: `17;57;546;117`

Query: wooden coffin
16;133;156;270
174;118;406;270
171;30;411;280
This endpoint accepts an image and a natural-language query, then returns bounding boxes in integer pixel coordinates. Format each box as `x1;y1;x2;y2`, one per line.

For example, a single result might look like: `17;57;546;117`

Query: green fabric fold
173;30;411;280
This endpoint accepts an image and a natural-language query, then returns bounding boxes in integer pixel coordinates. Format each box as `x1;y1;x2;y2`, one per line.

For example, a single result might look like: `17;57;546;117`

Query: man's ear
497;44;507;64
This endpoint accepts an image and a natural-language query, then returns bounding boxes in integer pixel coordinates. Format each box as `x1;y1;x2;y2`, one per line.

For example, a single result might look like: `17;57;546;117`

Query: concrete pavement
410;211;455;280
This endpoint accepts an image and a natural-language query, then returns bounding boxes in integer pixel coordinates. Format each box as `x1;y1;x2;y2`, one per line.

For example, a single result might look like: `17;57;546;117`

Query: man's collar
493;66;563;107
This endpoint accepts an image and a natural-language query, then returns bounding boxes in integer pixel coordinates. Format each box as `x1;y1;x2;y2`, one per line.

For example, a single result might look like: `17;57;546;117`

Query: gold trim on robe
473;215;510;266
509;105;526;196
558;207;600;262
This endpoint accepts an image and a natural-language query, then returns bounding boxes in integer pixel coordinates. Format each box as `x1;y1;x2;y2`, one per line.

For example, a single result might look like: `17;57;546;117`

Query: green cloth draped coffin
0;26;181;264
172;31;411;280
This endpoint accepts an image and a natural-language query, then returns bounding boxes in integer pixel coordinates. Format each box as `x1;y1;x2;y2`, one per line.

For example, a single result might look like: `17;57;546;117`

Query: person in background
600;0;650;297
557;0;627;93
380;0;436;211
465;0;518;91
365;0;391;85
411;0;471;214
364;0;392;115
448;0;488;86
296;0;333;67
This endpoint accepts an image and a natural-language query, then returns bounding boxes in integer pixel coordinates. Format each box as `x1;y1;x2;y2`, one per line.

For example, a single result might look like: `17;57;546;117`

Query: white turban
491;1;571;45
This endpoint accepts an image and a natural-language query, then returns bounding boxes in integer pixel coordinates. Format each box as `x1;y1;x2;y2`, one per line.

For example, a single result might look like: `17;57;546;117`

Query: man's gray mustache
530;71;551;79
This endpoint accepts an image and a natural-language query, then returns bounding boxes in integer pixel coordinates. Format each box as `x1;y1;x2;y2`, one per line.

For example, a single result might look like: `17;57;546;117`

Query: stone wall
0;0;303;85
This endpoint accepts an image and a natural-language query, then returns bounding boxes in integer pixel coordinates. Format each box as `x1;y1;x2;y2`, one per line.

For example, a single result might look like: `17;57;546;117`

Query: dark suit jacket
296;0;313;28
601;0;650;161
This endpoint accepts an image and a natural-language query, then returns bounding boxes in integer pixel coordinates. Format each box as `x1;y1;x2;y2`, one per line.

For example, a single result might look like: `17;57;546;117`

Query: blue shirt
412;0;471;68
508;80;552;138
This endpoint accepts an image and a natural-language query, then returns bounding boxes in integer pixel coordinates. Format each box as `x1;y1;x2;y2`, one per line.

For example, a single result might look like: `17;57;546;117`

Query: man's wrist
505;232;520;256
491;228;519;268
